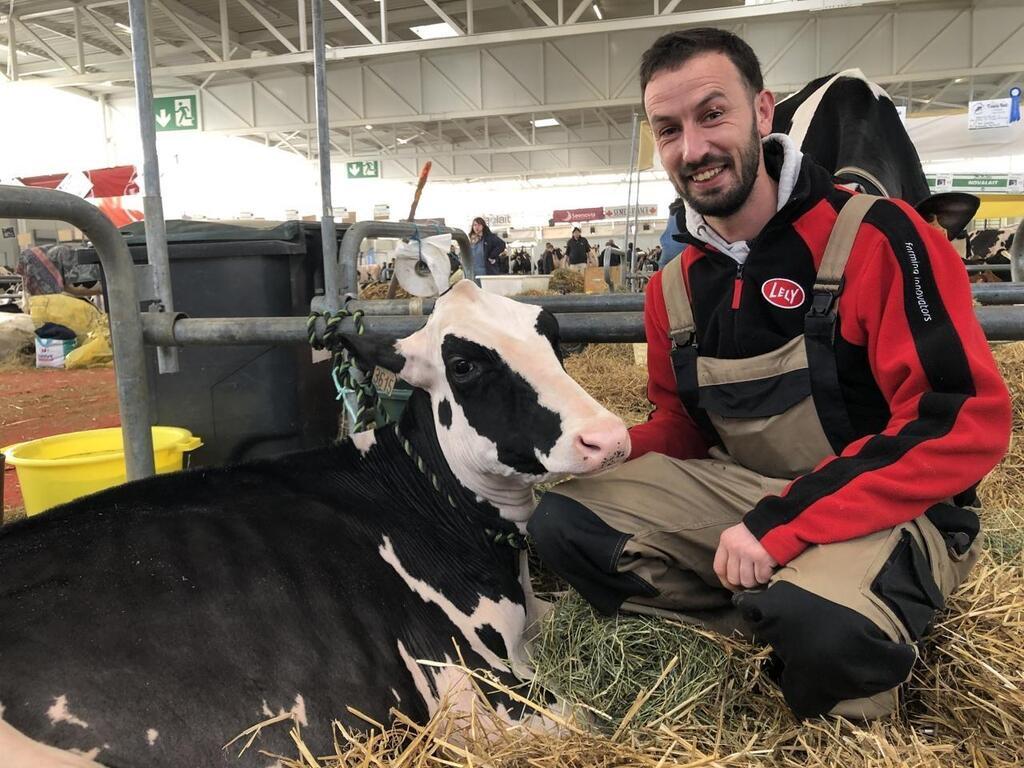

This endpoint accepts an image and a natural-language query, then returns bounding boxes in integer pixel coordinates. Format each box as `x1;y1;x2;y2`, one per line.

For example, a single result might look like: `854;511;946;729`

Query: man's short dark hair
640;27;764;97
572;226;581;233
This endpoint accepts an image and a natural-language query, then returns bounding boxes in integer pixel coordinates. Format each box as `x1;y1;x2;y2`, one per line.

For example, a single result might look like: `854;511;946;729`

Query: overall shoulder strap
806;192;881;455
660;253;696;346
814;193;881;294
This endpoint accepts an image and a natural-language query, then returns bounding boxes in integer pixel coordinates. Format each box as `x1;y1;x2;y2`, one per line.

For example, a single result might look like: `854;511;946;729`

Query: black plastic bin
79;220;343;467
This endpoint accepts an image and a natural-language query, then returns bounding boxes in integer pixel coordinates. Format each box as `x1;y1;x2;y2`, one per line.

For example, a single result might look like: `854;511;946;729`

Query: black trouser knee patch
528;493;657;615
870;530;945;640
735;582;917;719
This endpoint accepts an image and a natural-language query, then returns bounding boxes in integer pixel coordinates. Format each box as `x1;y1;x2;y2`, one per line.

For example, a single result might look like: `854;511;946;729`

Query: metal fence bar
346;284;1024;315
0;185;155;479
144;305;1024;346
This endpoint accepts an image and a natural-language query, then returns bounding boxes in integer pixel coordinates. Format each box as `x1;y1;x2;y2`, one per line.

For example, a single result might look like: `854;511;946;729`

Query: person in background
565;226;591;271
538;242;557;275
447;243;462;275
469;217;506;277
599;240;623;267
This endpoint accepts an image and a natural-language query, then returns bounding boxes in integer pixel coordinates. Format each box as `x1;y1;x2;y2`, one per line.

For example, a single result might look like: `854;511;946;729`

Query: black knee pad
528;493;656;615
735;582;917;719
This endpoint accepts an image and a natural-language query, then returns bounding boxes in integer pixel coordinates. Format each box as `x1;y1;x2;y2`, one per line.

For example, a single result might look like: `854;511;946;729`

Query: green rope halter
307;307;390;434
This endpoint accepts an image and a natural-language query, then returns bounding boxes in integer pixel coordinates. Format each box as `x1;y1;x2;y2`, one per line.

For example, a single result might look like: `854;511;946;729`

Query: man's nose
680;128;711;168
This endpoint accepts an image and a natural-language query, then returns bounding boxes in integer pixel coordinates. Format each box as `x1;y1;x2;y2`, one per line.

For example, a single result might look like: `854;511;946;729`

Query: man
565;227;591;271
529;28;1011;721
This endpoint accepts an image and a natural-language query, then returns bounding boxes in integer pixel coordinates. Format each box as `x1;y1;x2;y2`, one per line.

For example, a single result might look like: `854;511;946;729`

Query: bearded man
529;28;1011;721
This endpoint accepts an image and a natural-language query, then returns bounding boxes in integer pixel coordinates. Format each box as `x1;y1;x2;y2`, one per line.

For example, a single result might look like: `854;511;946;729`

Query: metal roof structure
2;0;1023;180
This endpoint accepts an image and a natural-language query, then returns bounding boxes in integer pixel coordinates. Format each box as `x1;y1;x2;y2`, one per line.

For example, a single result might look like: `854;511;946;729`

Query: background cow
0;280;629;768
773;69;977;240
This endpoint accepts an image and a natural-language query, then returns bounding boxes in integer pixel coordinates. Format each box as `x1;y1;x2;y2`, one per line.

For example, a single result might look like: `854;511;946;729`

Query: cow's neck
399;390;535;525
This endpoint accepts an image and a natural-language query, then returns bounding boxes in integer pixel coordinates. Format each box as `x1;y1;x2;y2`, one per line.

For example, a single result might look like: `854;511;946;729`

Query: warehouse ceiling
2;0;1023;180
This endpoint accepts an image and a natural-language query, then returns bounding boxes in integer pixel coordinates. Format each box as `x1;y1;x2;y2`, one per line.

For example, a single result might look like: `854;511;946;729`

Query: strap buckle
669;331;696;350
808;279;844;318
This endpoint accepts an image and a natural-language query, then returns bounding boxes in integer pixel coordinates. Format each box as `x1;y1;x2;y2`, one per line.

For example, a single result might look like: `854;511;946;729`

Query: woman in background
468;217;506;277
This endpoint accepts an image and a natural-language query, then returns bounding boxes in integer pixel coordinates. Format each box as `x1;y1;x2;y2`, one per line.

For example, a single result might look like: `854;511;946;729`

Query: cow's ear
915;192;980;241
334;333;408;377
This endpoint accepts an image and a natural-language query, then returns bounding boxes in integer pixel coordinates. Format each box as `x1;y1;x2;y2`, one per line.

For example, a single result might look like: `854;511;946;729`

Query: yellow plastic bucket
2;427;203;516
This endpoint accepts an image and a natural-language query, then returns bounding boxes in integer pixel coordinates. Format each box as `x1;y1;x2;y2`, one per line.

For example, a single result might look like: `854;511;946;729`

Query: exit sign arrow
155;109;172;128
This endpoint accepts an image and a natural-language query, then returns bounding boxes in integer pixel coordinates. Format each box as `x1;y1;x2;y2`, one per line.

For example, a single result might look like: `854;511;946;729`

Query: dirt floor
1;366;120;519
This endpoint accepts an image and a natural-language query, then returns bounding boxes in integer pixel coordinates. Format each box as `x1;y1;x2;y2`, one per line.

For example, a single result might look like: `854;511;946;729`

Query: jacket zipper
731;262;744;310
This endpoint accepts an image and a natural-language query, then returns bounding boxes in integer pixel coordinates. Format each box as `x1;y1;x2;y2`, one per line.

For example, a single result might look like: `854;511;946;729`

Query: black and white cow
773;69;977;239
0;279;629;768
964;225;1016;282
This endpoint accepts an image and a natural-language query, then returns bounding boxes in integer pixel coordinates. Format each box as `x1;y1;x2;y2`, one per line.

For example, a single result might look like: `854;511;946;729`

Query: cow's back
774;71;931;206
0;440;522;766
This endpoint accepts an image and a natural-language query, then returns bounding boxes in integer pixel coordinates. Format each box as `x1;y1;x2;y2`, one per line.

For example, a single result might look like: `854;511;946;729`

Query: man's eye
704;110;723;122
658;126;678;138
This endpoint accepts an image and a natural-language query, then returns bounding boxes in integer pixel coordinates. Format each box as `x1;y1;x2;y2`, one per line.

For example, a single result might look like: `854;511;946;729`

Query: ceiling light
531;117;560;128
116;22;132;34
410;22;458;39
592;3;602;19
954;77;965;84
365;124;374;130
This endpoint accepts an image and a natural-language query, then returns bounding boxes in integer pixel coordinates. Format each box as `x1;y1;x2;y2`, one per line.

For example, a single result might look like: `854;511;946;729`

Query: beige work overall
540;195;981;719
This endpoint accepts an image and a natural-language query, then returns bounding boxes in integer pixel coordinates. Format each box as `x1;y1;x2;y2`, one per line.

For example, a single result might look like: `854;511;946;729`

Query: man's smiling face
644;52;773;219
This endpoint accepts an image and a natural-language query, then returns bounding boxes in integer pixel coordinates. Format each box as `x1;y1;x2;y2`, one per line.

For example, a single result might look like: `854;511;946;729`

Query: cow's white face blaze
392;280;629;520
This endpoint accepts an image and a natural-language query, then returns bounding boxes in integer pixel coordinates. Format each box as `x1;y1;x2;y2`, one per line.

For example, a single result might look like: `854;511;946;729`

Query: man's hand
713;523;777;591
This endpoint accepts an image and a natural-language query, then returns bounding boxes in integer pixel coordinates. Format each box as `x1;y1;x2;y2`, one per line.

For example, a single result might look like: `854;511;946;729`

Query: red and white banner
552;207;605;223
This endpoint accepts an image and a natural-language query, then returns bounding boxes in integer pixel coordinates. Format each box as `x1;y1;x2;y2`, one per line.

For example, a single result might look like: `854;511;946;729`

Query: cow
964;225;1016;282
773;69;977;241
0;279;630;768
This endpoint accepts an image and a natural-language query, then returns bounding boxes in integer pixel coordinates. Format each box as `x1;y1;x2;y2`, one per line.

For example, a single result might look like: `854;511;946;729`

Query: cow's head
341;280;630;520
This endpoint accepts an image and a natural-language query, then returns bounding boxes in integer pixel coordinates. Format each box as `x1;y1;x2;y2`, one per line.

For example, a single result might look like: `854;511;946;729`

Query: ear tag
372;366;398;396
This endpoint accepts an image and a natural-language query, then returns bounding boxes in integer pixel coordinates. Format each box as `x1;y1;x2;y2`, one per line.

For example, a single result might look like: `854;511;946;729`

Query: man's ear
755;89;776;138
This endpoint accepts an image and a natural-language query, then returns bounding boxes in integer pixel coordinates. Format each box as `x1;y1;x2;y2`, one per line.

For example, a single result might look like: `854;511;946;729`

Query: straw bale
548;268;585;294
565;343;650;427
360;282;412;300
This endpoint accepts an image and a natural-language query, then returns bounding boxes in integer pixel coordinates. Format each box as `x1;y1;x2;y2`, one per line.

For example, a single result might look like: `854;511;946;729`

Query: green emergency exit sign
346;160;380;179
153;94;199;132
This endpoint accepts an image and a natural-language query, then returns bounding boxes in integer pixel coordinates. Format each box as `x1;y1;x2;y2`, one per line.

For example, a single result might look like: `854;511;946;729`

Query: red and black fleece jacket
630;152;1012;566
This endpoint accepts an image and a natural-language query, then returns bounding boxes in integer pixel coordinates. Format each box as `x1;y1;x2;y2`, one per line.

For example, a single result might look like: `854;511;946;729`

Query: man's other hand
713;523;777;591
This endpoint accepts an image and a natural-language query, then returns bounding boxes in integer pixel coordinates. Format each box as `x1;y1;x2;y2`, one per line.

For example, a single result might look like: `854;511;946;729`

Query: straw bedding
267;342;1023;767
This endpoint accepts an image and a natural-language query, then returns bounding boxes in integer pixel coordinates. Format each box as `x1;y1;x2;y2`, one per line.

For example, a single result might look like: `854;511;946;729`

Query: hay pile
272;342;1024;768
548;267;584;294
360;282;412;300
564;343;651;426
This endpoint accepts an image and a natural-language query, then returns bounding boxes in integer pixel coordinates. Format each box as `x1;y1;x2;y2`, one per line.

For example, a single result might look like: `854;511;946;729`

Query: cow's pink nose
574;420;630;469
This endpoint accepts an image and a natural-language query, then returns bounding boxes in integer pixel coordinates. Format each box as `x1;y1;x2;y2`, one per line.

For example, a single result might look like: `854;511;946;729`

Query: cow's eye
449;357;479;381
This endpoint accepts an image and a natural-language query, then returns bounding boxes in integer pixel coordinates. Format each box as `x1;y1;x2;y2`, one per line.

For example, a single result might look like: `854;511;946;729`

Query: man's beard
674;125;762;218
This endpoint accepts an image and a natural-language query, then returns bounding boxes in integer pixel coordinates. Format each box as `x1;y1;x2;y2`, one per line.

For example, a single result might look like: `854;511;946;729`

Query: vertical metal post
623;111;639;286
312;0;341;311
7;11;17;81
128;0;179;373
380;0;387;44
298;0;307;50
219;0;230;60
73;5;85;74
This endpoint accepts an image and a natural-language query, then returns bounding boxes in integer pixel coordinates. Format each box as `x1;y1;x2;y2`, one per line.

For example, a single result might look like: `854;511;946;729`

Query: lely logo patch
761;278;805;309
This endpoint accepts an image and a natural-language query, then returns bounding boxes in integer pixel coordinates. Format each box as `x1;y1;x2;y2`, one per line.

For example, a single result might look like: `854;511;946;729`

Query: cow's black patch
441;334;561;475
438;398;453;428
475;623;507;659
534;310;563;365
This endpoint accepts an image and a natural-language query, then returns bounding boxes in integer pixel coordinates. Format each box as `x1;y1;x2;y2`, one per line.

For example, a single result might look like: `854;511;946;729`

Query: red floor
1;367;120;516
